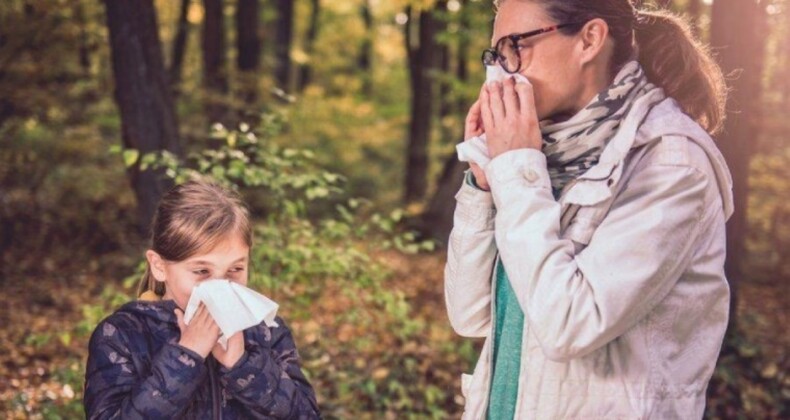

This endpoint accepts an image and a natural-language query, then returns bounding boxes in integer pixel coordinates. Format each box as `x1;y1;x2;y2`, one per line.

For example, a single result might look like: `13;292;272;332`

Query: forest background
0;0;788;418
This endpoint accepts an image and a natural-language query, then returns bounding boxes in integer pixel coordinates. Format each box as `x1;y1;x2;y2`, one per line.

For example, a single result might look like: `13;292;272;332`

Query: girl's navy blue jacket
84;299;320;419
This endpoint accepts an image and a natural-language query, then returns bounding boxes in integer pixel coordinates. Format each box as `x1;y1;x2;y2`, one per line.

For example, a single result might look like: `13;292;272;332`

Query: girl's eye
229;266;245;273
193;269;210;276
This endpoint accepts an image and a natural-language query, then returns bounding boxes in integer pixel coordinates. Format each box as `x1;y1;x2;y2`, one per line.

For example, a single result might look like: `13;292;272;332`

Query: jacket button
525;169;539;182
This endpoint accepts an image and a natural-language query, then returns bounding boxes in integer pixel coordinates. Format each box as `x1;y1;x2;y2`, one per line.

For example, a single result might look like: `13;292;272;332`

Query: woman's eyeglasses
482;23;581;74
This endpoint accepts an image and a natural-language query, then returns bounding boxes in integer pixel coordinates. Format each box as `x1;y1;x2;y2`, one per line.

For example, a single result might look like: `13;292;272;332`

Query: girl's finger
174;308;186;331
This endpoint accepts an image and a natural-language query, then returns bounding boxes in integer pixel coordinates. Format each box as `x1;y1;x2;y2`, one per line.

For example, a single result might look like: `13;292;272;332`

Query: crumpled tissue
184;279;279;349
456;65;530;169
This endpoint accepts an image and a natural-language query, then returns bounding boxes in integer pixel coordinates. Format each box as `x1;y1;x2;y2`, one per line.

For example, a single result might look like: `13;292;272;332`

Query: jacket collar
562;96;734;221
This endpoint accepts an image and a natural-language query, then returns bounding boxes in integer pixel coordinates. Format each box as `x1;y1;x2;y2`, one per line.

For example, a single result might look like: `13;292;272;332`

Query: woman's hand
175;304;220;359
464;96;491;191
212;332;245;369
480;77;542;158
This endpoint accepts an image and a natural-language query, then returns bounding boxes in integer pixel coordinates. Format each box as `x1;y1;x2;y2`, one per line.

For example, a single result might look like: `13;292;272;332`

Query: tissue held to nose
184;279;279;350
456;65;530;168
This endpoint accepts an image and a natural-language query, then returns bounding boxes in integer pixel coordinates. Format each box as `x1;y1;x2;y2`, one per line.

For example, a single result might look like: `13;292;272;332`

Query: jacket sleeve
219;320;321;419
444;170;498;338
485;148;708;362
84;319;207;419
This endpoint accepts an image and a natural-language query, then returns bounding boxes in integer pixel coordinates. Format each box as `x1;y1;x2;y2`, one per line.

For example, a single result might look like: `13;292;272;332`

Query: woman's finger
465;99;483;139
502;78;520;117
488;82;506;122
480;86;495;132
515;79;536;121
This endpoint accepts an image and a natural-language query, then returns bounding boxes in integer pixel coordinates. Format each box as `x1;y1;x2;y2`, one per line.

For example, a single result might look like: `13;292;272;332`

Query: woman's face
493;1;584;120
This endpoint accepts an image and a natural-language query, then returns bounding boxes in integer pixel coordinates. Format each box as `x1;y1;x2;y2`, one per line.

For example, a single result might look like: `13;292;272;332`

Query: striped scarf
541;61;661;190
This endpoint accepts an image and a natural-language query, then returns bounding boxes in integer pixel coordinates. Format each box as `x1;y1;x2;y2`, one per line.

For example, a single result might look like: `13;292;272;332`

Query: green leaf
122;149;139;167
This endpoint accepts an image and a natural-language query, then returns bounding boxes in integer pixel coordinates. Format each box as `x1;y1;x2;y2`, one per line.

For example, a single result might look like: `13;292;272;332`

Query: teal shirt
484;182;562;420
487;261;524;420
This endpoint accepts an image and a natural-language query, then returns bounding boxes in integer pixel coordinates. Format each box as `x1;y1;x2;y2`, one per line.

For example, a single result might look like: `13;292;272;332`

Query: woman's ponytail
527;0;728;134
634;9;727;134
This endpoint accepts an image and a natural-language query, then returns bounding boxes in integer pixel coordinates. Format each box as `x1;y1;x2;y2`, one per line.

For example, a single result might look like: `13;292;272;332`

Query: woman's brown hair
495;0;727;134
138;179;253;297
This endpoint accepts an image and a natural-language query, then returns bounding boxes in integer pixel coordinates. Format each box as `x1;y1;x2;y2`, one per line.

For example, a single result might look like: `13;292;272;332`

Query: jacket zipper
208;357;222;420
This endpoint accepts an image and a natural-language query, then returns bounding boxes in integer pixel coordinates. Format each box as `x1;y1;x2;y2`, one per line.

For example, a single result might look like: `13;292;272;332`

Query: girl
445;0;732;418
84;180;321;419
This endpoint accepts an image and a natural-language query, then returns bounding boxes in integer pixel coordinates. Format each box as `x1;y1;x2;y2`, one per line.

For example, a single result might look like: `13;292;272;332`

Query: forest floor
0;249;787;418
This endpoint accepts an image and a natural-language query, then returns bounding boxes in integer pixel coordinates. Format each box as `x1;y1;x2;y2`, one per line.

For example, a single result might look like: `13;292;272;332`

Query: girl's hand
464;93;490;191
212;331;245;369
480;77;542;158
176;304;220;359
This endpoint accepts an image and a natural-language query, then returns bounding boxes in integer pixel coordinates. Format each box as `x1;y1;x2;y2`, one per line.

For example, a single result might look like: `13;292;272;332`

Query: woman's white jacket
444;98;734;419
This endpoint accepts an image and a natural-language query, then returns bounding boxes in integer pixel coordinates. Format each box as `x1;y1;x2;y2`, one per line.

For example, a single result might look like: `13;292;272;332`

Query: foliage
1;0;789;417
745;148;790;281
706;326;790;419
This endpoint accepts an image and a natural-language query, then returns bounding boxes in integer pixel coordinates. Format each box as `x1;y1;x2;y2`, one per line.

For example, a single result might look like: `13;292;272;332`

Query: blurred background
0;0;787;418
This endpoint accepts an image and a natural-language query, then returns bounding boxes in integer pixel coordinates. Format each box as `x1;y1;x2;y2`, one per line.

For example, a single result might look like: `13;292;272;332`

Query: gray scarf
541;61;660;191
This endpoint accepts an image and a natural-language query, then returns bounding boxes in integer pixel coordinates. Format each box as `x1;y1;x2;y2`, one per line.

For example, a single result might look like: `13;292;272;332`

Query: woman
444;0;733;418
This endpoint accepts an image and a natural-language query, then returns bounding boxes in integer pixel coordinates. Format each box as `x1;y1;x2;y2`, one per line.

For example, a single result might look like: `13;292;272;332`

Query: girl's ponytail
633;9;727;134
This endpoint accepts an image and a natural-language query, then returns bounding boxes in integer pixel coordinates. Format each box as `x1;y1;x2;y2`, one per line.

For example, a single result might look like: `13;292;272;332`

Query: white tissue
183;279;279;350
485;65;529;85
456;66;530;168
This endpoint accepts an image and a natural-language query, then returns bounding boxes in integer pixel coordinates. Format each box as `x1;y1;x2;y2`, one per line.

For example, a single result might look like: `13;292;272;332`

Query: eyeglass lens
496;37;520;73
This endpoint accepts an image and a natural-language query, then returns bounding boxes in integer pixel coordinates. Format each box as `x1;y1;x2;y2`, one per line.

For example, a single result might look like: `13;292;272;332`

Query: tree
358;0;374;95
274;0;294;92
236;0;260;104
686;0;702;34
710;0;768;329
404;5;440;203
104;0;183;232
169;0;191;90
202;0;228;123
423;0;473;242
298;0;320;91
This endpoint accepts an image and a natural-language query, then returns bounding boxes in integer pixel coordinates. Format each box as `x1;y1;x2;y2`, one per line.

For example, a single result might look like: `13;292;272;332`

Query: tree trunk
783;3;790;107
656;0;673;9
202;0;228;123
169;0;191;90
358;0;374;95
710;0;767;330
274;0;294;92
236;0;260;105
104;0;182;233
298;0;320;91
686;0;702;35
76;2;91;75
436;1;451;125
404;7;439;203
423;0;471;242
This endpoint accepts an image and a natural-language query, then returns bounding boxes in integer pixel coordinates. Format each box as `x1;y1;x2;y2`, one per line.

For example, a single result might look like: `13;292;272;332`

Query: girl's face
493;1;586;120
147;233;250;310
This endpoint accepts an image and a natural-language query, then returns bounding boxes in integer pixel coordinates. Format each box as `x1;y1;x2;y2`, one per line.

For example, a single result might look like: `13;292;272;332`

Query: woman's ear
145;250;167;282
577;18;610;65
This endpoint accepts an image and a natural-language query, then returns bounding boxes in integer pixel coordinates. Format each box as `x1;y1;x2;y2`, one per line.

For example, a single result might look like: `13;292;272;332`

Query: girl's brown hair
495;0;727;134
138;179;253;297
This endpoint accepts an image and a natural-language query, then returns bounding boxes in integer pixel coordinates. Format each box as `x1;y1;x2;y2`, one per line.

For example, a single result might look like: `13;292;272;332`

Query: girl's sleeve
84;319;207;419
444;170;498;338
219;320;321;419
